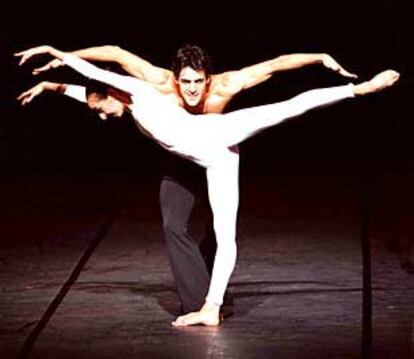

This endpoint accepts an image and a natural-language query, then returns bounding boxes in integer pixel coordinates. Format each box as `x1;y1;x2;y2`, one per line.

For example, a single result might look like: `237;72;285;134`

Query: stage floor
1;169;413;358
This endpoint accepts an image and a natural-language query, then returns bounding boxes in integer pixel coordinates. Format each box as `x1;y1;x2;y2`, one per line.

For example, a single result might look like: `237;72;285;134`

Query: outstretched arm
73;46;171;83
17;81;87;106
217;53;358;94
18;45;171;84
15;46;147;95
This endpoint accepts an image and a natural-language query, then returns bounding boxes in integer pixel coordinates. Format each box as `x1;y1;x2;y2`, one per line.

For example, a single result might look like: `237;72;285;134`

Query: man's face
176;67;209;108
87;93;125;120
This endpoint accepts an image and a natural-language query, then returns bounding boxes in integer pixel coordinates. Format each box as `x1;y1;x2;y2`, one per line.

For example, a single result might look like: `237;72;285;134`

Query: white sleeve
62;54;146;95
64;85;86;103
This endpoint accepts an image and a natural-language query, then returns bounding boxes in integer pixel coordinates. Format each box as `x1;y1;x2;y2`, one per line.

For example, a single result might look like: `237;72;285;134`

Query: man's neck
184;101;205;114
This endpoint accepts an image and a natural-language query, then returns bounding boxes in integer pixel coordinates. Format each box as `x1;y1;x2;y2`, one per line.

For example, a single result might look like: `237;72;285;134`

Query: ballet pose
16;43;361;322
16;45;399;326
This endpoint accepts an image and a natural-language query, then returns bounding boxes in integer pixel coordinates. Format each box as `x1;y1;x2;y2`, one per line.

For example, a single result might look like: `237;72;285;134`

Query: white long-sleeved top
62;54;354;169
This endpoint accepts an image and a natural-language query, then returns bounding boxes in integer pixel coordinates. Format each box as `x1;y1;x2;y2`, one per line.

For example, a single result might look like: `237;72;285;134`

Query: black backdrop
0;0;411;175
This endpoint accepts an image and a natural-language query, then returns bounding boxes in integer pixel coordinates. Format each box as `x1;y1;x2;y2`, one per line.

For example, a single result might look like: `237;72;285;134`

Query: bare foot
172;302;220;327
353;69;400;96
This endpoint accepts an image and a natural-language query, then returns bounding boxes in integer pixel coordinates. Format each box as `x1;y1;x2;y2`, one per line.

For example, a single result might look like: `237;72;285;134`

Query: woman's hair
85;79;109;98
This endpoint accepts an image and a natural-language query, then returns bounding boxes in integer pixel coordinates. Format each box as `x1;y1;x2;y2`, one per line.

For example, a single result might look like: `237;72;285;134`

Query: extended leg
206;70;399;148
212;84;355;147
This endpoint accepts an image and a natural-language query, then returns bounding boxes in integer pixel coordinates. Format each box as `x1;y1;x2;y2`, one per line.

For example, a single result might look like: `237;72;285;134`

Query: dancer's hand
17;81;64;105
321;54;358;78
14;45;65;67
32;58;63;75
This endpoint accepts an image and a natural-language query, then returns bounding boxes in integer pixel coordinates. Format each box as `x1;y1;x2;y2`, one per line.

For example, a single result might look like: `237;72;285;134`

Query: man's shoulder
152;74;177;96
210;72;243;98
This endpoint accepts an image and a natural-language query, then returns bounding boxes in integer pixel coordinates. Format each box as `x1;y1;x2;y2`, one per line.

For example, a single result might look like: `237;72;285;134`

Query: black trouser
159;156;216;313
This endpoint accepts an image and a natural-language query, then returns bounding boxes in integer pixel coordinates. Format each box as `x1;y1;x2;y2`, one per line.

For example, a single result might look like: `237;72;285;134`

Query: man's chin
185;100;200;108
183;96;201;107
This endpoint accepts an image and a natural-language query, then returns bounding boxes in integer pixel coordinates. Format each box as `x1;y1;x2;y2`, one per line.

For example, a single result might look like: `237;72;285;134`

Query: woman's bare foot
172;302;220;327
353;70;400;96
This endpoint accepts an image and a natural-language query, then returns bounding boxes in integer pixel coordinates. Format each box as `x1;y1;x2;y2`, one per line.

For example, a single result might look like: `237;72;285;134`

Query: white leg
171;147;240;327
205;147;240;306
212;84;354;147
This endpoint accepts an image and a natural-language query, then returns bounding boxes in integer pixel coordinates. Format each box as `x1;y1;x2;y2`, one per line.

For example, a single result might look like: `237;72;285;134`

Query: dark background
0;0;411;176
0;1;413;357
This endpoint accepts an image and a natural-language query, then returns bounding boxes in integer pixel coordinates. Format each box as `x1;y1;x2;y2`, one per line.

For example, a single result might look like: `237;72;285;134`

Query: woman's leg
212;84;355;147
204;150;240;307
173;147;240;326
208;70;399;148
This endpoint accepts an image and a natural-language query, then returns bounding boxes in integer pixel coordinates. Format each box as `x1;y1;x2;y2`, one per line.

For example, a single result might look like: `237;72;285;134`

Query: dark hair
85;79;109;98
85;63;122;98
171;44;213;79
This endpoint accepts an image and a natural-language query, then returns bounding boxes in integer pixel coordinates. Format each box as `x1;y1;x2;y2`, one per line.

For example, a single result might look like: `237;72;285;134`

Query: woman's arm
16;45;148;95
